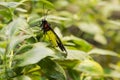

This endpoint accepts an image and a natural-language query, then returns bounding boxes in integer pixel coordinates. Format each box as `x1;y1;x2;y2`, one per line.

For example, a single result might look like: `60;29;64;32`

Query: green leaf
88;48;120;57
38;57;66;80
27;14;41;27
13;75;31;80
104;67;120;79
78;22;103;35
54;0;69;8
54;27;63;38
0;41;7;48
109;64;120;72
94;33;107;45
15;44;33;54
74;60;104;76
0;2;19;8
66;50;90;61
68;69;80;80
39;0;55;9
64;35;93;52
1;17;29;38
55;59;79;68
107;70;120;78
14;43;54;67
0;5;12;22
0;48;5;55
16;8;27;13
8;35;31;53
46;15;70;23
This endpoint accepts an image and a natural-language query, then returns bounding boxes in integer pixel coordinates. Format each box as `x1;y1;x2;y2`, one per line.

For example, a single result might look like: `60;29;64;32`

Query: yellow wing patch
46;30;58;47
44;29;67;55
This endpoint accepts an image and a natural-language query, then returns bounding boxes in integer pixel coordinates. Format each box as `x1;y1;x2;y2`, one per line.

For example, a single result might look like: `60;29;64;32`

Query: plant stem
9;50;13;68
3;41;9;79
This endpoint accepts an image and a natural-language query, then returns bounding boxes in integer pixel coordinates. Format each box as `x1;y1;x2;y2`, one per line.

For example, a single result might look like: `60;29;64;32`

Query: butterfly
40;18;67;55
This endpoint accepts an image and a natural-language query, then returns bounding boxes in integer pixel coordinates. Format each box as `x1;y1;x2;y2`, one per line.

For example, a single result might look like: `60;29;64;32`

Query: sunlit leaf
0;2;19;8
15;43;54;67
109;64;120;72
88;48;119;57
0;48;5;55
74;60;104;76
16;8;27;13
66;50;90;61
78;22;103;35
1;17;29;38
54;27;63;38
94;33;107;45
105;70;120;78
63;35;93;52
46;15;70;21
54;0;69;8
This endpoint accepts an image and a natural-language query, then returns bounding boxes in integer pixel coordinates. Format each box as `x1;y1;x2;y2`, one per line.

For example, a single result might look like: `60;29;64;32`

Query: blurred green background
0;0;120;80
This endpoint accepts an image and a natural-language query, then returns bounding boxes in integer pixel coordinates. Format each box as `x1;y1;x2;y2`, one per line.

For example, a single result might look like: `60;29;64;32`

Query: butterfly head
40;19;49;29
42;19;47;23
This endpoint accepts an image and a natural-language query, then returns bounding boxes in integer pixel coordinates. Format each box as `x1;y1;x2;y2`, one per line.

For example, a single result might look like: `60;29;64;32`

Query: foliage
0;0;120;80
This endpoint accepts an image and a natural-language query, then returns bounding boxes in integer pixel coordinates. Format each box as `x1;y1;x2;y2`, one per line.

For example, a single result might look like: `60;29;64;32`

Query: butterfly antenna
45;9;49;20
42;3;45;20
